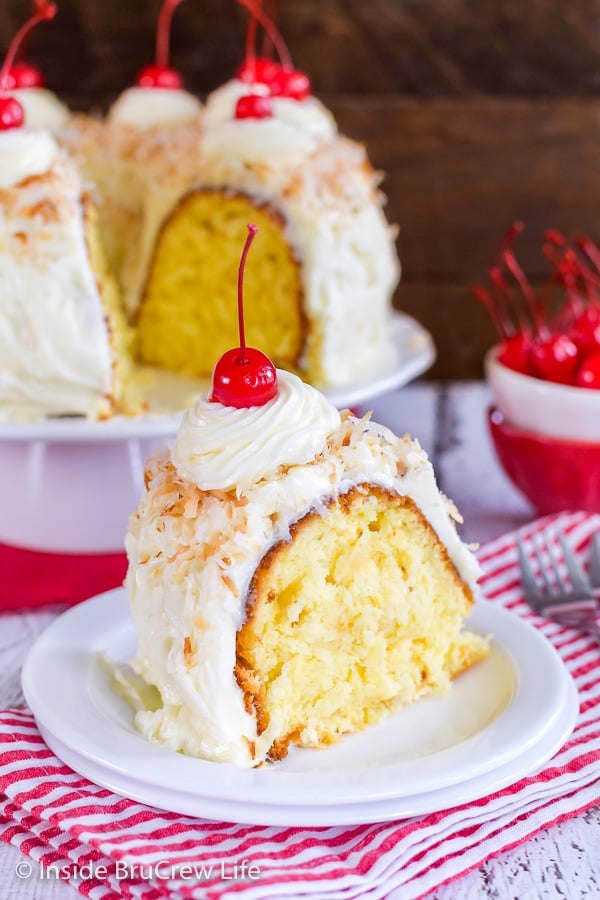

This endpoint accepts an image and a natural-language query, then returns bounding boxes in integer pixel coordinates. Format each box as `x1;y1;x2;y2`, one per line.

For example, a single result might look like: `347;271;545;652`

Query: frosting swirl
171;369;341;491
109;87;202;129
204;79;337;140
0;128;58;189
13;88;70;130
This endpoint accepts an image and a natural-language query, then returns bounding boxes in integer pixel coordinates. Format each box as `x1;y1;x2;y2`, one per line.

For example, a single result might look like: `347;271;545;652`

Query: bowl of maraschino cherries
475;222;600;514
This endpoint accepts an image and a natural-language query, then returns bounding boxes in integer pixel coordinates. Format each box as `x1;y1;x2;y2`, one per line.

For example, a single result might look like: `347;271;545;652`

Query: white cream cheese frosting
12;88;70;130
0;135;117;421
0;128;59;189
171;370;341;491
201;115;323;170
204;78;337;140
109;86;202;129
126;384;480;767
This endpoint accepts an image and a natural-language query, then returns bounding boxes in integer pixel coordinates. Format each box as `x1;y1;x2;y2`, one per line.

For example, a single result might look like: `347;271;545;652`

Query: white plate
22;590;577;826
0;312;434;443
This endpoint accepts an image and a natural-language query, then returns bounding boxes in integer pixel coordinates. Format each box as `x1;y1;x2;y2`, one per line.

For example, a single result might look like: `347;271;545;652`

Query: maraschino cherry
136;0;186;90
577;350;600;388
0;0;56;131
235;92;272;119
210;224;278;408
5;62;44;90
475;223;600;388
234;0;311;119
4;0;53;89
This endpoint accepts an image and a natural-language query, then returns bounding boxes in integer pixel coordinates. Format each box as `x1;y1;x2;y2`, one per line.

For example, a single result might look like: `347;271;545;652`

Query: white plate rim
0;313;435;443
22;588;576;822
31;678;577;826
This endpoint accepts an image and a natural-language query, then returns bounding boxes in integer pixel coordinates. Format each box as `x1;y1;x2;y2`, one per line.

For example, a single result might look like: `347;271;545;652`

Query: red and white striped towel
1;511;600;900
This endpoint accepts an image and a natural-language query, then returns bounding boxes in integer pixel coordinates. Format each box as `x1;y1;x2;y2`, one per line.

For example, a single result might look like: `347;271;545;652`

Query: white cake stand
0;313;435;553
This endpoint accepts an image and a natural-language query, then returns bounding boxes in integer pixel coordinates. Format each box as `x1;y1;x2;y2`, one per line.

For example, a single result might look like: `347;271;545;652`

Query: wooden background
2;0;599;377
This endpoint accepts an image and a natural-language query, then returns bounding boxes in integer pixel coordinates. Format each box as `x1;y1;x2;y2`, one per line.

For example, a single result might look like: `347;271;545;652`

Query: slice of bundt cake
125;226;487;767
126;372;487;766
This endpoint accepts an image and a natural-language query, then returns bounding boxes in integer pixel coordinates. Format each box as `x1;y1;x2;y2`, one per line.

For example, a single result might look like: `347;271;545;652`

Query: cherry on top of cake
0;1;69;131
0;0;58;132
210;223;278;408
203;0;335;138
109;0;201;129
136;0;186;91
475;222;600;389
234;0;310;120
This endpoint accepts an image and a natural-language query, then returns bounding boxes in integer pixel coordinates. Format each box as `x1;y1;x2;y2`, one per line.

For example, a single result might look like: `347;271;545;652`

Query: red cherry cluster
136;0;185;90
474;222;600;389
210;224;278;408
234;0;310;121
0;0;56;131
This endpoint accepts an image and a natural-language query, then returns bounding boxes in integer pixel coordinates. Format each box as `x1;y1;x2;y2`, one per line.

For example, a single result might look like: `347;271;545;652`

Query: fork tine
517;538;544;605
533;531;558;597
557;533;594;597
590;534;600;589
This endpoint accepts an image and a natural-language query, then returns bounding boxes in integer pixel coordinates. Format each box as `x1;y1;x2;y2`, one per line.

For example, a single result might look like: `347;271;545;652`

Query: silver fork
590;533;600;590
517;529;600;641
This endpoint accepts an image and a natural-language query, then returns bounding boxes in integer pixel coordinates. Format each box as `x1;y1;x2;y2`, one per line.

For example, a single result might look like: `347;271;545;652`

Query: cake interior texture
236;486;488;761
83;198;135;409
135;190;304;378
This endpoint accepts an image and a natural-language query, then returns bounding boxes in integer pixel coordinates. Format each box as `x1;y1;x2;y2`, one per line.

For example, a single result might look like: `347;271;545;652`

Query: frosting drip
171;370;341;491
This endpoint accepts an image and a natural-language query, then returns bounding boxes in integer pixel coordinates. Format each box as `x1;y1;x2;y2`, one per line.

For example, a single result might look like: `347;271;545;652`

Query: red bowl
488;407;600;514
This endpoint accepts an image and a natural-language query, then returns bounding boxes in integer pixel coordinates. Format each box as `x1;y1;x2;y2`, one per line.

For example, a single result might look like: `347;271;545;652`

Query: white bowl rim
485;344;600;399
485;343;600;443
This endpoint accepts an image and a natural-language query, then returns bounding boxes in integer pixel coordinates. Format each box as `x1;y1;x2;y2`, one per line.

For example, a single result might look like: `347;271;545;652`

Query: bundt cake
0;1;405;421
124;226;487;767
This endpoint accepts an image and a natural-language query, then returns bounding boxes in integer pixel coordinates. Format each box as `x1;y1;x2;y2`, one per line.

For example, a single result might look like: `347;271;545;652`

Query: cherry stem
237;224;259;363
0;1;56;95
494;222;545;335
156;0;184;70
261;0;277;58
245;0;259;66
237;0;292;71
473;285;513;339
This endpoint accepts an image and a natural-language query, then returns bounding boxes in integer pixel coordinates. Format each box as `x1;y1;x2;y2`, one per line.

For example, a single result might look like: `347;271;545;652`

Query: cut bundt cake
126;317;487;765
52;2;401;402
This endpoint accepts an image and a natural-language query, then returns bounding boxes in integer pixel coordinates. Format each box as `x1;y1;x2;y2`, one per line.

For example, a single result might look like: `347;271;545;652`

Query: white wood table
1;381;599;899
